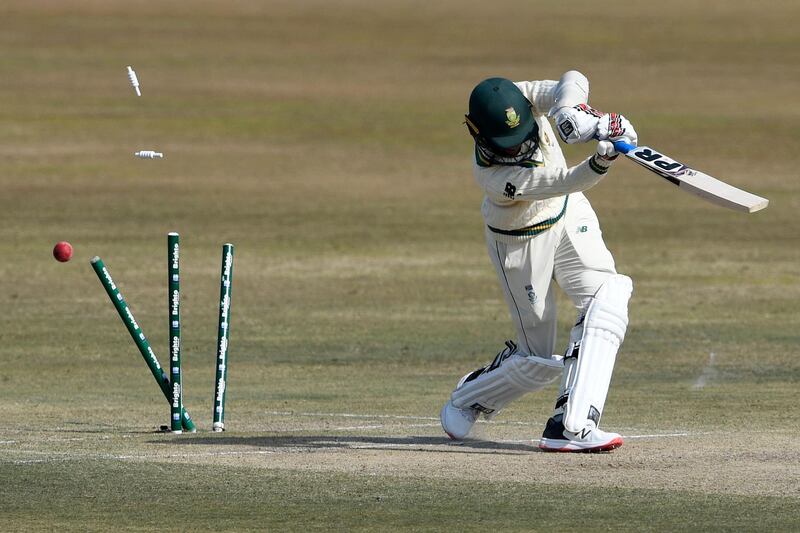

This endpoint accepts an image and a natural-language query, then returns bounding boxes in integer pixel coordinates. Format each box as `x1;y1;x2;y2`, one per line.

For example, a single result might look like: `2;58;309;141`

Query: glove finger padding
595;140;618;161
597;113;638;145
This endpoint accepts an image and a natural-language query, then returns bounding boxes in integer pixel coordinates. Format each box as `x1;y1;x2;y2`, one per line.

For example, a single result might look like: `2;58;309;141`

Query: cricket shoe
440;400;479;440
538;413;623;453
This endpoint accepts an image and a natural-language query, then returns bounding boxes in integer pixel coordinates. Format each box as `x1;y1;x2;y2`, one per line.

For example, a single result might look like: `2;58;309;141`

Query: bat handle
612;140;637;154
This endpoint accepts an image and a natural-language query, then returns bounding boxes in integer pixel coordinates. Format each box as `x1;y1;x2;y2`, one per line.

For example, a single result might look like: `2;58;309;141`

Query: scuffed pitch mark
693;352;719;389
623;433;694;439
262;410;693;435
266;410;440;421
265;410;545;427
3;449;277;465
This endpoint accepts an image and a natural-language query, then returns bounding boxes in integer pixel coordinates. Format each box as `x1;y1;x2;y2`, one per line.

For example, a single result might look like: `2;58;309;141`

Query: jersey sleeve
513;80;558;116
477;157;610;202
513;70;590;118
550;70;589;114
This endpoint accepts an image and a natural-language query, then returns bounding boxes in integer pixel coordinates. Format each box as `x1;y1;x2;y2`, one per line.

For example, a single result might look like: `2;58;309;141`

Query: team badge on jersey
505;107;520;128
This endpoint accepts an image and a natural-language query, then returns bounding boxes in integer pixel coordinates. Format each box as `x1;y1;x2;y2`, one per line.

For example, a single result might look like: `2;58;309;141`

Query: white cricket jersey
474;77;610;244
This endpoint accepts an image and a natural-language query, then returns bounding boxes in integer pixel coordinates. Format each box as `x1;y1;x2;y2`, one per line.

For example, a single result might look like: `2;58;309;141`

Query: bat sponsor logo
632;148;692;176
630;147;697;183
619;142;768;213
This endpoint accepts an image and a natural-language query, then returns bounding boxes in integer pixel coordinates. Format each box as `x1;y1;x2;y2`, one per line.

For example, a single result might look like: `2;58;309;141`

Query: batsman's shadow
154;434;542;455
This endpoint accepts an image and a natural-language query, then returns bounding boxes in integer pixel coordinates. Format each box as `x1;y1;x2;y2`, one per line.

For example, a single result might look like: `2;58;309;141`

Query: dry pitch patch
3;411;798;500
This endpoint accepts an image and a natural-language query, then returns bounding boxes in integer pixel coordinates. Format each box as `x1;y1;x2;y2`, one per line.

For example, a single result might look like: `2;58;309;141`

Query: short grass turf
2;461;799;532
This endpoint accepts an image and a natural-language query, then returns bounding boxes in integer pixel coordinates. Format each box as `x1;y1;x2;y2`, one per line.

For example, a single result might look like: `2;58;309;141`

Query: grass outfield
1;0;798;530
4;462;799;531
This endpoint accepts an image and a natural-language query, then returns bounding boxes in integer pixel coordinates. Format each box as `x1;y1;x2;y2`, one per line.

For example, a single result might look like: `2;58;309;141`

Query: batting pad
563;274;632;433
451;352;564;417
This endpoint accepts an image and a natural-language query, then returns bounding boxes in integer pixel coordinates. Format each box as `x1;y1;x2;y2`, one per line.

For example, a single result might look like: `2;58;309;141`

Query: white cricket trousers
486;193;617;358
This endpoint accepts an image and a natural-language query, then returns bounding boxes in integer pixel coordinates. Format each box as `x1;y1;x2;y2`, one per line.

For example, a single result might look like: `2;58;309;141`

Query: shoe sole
538;436;624;453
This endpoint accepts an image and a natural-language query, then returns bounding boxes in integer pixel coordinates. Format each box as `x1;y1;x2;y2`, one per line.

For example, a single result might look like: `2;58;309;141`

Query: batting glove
590;140;619;173
553;104;604;144
595;140;619;161
596;113;638;145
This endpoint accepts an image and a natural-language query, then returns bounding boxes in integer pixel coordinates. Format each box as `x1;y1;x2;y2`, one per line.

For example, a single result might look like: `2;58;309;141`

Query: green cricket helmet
465;77;539;160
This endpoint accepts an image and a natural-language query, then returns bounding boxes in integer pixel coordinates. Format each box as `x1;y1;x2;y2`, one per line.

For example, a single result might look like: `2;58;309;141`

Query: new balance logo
579;428;592;439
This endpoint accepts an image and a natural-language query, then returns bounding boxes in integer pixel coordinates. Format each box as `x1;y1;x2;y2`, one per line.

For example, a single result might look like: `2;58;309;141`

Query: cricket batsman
440;71;637;452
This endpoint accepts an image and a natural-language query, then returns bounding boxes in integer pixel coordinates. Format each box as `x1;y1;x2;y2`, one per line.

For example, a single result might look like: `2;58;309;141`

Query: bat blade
669;168;768;213
613;141;769;213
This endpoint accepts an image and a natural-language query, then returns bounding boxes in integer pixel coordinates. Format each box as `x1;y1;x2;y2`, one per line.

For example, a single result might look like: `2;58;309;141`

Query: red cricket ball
53;241;73;262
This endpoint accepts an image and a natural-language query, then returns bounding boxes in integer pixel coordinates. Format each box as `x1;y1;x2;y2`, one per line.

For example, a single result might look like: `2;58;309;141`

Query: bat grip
612;140;637;154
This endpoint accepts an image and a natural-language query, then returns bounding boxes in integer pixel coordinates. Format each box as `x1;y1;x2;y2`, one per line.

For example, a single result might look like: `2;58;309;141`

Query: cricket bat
612;141;769;213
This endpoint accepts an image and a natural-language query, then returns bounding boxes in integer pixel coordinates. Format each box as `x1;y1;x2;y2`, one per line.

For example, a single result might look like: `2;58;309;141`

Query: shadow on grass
149;434;544;454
